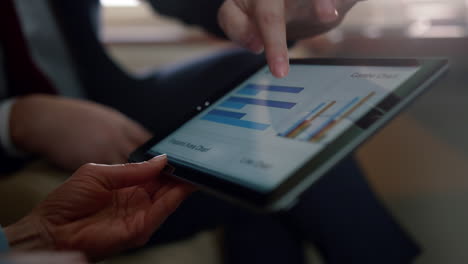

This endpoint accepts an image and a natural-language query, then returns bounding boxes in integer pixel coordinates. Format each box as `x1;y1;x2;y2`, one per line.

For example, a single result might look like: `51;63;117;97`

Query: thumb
78;154;168;190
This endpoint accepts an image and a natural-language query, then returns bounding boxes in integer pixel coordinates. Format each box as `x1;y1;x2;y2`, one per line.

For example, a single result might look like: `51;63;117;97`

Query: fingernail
151;154;167;162
317;0;339;23
273;57;289;78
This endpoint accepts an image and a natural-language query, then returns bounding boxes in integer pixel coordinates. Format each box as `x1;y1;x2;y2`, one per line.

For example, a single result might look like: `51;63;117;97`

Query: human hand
10;94;151;171
4;155;194;261
218;0;360;77
1;252;88;264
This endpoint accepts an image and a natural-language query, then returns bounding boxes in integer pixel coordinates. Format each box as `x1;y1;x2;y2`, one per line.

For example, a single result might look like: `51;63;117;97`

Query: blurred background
100;0;468;263
2;0;468;263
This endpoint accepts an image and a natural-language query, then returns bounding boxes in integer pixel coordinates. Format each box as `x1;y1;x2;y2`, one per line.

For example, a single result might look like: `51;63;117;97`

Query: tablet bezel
130;58;448;211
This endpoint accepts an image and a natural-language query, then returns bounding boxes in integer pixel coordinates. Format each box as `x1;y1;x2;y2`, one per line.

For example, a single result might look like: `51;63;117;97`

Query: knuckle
121;162;141;171
76;163;97;176
239;31;254;46
258;11;283;25
74;163;107;186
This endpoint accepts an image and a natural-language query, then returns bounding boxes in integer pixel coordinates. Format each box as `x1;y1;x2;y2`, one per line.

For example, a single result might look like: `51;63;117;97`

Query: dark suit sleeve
0;49;27;174
146;0;226;38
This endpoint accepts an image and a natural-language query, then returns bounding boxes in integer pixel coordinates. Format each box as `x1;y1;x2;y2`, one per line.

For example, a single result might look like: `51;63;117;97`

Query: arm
0;252;88;264
1;222;87;264
6;95;152;171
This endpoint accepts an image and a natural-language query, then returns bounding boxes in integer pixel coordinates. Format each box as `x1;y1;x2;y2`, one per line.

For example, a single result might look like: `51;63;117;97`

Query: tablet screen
149;64;420;192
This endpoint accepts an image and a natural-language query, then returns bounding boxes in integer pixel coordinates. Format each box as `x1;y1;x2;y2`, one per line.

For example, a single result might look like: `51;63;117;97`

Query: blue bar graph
208;109;246;119
219;101;245;109
237;84;304;96
306;97;360;140
278;102;326;137
227;96;296;109
202;114;270;131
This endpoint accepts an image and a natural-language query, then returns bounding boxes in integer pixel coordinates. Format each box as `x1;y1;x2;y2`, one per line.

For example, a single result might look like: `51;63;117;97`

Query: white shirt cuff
0;99;27;157
0;226;9;254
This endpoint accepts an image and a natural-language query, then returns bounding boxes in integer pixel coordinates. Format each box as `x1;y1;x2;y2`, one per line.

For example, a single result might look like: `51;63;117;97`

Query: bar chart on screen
278;92;376;143
201;84;303;132
200;81;378;144
152;64;421;191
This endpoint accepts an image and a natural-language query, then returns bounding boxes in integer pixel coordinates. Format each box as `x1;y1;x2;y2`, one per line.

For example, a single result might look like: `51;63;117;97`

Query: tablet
130;58;448;211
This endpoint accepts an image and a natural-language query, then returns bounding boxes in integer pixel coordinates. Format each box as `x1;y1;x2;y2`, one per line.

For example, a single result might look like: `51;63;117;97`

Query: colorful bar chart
221;96;296;110
204;86;376;136
275;91;377;143
308;92;376;142
237;84;304;96
278;102;326;137
282;101;336;139
305;97;361;141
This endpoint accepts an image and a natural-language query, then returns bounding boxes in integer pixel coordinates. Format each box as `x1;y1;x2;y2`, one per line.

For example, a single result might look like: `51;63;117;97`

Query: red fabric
0;0;56;96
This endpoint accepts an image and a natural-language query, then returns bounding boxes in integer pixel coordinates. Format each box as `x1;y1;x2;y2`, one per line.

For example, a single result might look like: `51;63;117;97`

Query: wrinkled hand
218;0;360;77
4;155;194;261
10;94;151;171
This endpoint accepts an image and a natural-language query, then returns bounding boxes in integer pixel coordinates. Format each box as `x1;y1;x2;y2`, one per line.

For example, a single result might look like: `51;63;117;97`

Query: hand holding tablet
131;58;448;211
